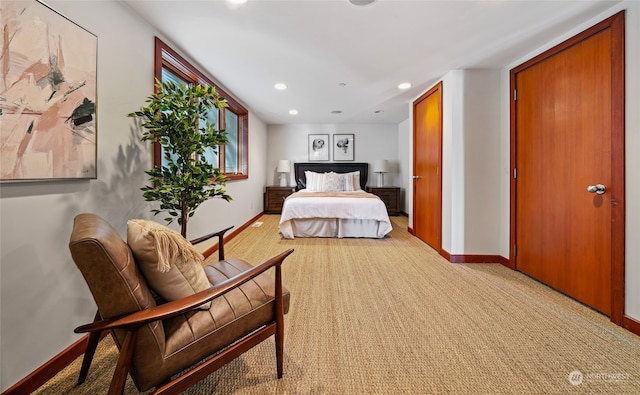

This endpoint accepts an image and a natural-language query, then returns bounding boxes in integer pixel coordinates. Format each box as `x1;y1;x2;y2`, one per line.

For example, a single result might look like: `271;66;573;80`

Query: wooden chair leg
108;330;137;395
275;326;284;379
78;311;102;385
275;266;284;378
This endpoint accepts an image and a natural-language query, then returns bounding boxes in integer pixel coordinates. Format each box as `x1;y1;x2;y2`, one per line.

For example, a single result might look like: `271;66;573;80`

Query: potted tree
129;80;231;237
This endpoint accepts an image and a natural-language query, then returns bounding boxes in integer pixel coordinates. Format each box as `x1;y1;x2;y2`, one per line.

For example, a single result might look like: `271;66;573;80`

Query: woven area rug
35;215;640;394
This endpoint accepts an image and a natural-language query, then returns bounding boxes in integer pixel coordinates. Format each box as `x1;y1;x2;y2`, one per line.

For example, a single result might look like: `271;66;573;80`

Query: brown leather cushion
163;257;290;356
132;257;291;389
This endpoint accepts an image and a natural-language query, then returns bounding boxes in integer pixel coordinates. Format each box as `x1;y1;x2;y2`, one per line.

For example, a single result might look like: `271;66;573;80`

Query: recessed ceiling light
349;0;375;6
274;83;287;90
289;109;298;115
227;0;248;4
398;82;412;90
331;110;343;114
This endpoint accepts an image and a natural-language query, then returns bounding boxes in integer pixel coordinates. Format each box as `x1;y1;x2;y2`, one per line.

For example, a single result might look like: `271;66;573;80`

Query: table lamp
277;160;291;187
373;159;388;187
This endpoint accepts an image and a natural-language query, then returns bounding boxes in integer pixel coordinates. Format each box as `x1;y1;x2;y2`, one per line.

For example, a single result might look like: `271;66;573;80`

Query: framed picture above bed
308;134;329;161
333;134;354;161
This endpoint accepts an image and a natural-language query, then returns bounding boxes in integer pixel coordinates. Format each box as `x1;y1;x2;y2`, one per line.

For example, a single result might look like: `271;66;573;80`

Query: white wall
499;0;640;320
441;70;463;254
462;70;501;254
437;69;502;256
623;0;640;322
266;124;400;194
0;1;267;390
397;118;411;214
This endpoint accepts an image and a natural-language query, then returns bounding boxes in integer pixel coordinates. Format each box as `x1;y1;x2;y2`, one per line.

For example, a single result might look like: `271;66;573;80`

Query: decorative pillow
127;219;211;309
339;174;353;192
322;172;343;192
342;171;361;191
340;171;360;192
305;171;325;192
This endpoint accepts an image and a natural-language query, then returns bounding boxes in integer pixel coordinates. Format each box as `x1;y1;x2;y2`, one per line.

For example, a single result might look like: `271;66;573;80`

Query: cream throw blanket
131;219;204;272
127;219;211;308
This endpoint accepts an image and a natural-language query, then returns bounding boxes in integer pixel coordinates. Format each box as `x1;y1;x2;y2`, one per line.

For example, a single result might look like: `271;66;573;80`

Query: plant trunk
180;204;188;238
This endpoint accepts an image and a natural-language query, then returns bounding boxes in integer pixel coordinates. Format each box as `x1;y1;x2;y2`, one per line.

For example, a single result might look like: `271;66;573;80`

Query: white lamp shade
373;159;388;173
276;160;291;173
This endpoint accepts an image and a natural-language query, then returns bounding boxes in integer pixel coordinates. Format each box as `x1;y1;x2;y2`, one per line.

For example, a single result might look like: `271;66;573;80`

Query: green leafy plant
129;80;231;237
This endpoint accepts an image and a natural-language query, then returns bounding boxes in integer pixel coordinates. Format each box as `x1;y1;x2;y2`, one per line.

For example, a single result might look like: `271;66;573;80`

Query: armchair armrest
189;225;234;260
75;248;294;334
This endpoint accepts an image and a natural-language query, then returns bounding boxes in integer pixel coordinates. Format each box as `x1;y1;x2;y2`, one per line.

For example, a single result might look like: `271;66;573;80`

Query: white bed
278;163;392;239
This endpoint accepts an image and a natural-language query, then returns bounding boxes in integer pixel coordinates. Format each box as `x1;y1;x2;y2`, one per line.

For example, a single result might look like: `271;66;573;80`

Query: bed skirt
279;218;390;239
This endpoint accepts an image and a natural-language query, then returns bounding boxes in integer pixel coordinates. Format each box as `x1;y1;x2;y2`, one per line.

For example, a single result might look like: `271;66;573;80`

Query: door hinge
513;245;517;257
513;168;517;179
514;89;517;101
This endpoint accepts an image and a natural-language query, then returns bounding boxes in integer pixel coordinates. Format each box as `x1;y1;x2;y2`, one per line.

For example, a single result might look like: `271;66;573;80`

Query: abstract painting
1;1;97;181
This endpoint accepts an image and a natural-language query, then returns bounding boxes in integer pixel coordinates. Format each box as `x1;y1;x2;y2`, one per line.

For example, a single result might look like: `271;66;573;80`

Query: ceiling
121;0;619;125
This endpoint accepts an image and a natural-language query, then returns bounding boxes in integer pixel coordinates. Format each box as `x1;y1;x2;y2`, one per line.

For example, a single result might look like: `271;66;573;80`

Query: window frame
153;37;248;180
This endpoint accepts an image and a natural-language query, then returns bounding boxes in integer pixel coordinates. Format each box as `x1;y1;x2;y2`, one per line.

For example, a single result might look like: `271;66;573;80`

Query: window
154;37;248;179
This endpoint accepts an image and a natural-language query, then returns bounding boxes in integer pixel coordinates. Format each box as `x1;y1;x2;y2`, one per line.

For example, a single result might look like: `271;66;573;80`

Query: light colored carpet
36;215;640;394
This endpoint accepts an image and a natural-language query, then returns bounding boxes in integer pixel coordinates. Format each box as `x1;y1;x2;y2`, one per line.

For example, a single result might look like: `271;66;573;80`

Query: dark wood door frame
509;11;625;325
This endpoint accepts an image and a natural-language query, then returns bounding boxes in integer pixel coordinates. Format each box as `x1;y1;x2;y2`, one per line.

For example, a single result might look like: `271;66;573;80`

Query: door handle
412;176;420;180
586;184;606;195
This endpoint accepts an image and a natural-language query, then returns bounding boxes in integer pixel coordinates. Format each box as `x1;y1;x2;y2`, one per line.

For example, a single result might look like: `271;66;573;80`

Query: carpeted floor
36;215;640;394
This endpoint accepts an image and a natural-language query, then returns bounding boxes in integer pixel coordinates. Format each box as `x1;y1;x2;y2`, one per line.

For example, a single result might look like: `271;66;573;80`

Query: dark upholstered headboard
294;162;369;191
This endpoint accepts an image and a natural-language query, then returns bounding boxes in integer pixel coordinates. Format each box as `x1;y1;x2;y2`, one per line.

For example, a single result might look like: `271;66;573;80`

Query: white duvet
278;190;392;239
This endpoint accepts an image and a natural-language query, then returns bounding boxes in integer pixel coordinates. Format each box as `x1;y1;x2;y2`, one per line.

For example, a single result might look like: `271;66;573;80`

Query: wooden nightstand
366;186;401;216
264;186;295;214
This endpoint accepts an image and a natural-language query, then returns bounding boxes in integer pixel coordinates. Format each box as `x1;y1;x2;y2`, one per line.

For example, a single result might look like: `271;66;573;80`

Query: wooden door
512;13;625;317
413;82;442;250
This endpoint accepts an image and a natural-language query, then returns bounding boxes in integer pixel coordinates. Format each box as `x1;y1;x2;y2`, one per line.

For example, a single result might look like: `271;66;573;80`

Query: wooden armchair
69;213;293;394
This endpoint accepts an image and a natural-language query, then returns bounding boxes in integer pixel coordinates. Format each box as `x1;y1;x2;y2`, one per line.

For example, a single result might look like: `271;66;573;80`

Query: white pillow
305;171;325;192
305;170;360;191
343;171;361;191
